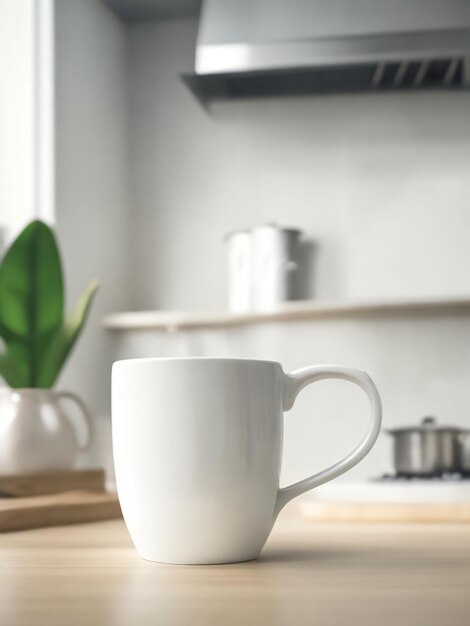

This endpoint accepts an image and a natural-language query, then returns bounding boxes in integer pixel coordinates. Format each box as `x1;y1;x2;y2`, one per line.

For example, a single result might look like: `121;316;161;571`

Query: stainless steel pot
387;417;468;477
459;432;470;475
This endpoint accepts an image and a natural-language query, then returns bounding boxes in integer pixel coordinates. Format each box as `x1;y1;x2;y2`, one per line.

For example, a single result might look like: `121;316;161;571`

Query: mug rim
113;356;280;367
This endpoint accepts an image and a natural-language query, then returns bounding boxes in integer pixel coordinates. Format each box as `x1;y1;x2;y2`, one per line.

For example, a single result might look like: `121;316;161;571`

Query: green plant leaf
0;221;98;389
36;279;99;388
0;342;30;388
0;220;64;385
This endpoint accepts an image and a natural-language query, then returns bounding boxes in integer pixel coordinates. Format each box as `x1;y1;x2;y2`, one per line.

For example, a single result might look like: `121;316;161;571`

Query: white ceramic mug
112;357;382;565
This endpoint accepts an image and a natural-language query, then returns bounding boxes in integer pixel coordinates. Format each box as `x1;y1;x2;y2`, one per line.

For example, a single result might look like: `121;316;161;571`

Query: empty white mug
112;357;381;564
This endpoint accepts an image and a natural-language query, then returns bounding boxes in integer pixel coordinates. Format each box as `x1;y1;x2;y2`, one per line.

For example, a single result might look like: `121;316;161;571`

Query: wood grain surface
0;469;106;497
0;503;469;626
0;490;121;532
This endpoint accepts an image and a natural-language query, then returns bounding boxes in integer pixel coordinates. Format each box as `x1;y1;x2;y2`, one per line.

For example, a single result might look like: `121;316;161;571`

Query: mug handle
275;365;382;516
56;391;94;452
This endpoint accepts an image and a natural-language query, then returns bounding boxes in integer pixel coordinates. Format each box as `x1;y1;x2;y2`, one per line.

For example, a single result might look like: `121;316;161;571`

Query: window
0;0;54;252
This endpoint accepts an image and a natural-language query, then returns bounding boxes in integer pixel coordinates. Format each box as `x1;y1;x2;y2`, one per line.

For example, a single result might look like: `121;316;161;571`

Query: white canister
252;224;302;311
225;229;252;313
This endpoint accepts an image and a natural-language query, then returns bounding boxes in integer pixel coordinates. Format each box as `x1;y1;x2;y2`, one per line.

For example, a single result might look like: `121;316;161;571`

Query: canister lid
252;222;303;236
386;416;468;435
224;223;303;241
223;228;250;242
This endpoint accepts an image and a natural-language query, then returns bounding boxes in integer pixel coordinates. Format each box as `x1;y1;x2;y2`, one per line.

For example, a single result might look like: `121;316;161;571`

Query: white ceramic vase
0;388;93;475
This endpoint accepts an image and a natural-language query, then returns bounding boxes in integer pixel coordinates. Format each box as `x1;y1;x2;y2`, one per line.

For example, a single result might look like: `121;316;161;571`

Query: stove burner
379;472;470;482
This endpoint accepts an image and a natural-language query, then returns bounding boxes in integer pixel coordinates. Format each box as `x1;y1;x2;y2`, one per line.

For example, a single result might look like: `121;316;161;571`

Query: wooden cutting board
300;501;470;523
0;469;106;497
0;490;122;532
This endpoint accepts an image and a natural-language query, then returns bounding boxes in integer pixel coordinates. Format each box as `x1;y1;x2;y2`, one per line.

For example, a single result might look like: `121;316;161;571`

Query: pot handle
56;392;94;452
275;365;382;516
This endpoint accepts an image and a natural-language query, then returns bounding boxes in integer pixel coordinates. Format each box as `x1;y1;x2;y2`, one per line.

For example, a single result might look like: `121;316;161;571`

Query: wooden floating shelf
103;296;470;332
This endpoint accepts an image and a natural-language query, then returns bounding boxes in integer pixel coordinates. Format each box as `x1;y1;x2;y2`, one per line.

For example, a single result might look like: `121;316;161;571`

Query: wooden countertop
1;503;469;626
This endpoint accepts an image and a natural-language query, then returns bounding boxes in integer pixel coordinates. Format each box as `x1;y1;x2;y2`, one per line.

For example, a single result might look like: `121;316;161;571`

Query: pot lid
386;416;469;435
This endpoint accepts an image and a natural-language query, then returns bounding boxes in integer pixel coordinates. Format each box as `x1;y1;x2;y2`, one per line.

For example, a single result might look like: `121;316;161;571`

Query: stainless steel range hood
183;0;470;102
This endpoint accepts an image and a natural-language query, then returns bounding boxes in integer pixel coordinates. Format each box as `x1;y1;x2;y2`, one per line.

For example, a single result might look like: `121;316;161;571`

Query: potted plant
0;220;98;474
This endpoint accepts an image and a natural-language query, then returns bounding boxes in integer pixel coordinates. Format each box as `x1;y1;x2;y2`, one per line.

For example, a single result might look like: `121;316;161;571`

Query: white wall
55;0;129;444
128;19;470;311
121;18;470;485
